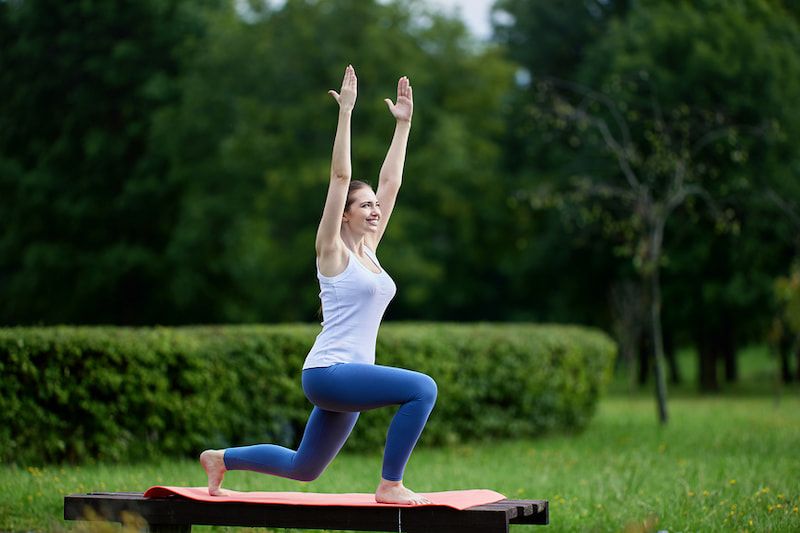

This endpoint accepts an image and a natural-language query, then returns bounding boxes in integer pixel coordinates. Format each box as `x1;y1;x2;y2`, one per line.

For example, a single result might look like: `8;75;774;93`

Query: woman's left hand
384;76;413;123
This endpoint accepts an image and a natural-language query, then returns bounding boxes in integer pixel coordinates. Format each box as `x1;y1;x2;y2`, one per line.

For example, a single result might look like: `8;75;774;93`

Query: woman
201;65;437;505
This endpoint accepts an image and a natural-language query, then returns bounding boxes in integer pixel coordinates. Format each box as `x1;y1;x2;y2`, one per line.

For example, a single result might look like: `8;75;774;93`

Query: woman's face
344;187;381;234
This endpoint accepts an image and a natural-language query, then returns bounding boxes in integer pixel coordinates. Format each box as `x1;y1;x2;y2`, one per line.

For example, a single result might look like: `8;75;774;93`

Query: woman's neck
340;228;366;253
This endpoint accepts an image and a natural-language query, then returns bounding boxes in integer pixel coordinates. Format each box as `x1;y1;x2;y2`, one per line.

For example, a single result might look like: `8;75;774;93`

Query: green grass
3;393;799;532
4;345;800;532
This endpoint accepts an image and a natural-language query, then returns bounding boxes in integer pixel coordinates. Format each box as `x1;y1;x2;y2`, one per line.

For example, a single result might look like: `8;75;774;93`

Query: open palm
384;76;413;123
329;65;357;111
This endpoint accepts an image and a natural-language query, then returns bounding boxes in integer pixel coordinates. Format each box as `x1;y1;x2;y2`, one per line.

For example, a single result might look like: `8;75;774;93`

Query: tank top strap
362;245;378;261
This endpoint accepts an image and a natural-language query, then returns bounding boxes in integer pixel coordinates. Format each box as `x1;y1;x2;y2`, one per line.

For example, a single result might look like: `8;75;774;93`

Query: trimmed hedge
0;324;615;464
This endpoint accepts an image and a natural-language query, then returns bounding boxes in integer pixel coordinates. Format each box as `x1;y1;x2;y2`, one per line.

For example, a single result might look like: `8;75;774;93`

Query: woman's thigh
302;363;437;413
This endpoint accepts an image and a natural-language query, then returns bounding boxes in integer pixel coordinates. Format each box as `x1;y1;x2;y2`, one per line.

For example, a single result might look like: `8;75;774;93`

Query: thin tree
532;75;762;423
767;189;800;387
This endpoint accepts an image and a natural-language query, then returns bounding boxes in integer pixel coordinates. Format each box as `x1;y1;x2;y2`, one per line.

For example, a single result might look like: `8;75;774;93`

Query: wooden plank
88;491;148;496
486;499;534;516
147;526;191;533
396;505;510;533
64;494;518;532
504;499;549;525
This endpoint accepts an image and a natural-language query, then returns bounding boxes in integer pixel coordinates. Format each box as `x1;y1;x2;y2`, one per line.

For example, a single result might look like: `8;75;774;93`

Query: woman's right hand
328;64;357;112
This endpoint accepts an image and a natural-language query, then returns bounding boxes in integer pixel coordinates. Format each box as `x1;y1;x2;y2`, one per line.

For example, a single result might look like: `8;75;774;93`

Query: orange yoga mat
144;486;506;510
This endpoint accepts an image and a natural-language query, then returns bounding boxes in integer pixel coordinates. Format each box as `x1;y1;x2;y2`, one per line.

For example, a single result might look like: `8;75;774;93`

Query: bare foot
375;478;431;505
199;449;227;496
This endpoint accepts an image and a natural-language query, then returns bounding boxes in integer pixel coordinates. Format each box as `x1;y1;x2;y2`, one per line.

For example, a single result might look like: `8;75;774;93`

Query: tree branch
766;188;800;230
570;108;641;191
544;76;634;152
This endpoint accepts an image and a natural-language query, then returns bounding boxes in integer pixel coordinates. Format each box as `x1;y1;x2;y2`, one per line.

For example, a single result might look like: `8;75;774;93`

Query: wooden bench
64;491;548;532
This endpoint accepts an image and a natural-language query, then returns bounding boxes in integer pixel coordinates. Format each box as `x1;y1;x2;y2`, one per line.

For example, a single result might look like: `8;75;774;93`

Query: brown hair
344;180;373;213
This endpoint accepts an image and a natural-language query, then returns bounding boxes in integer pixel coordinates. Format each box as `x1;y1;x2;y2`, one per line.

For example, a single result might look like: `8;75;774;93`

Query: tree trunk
722;326;737;383
638;331;650;385
647;223;668;424
609;281;647;392
794;335;800;382
697;331;719;392
780;349;792;383
780;329;794;383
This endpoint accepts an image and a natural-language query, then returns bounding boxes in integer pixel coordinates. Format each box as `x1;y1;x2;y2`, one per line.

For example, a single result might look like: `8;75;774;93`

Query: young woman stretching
200;65;437;505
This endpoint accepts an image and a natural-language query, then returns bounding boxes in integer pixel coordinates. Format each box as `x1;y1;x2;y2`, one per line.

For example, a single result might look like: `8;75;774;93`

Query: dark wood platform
64;491;549;532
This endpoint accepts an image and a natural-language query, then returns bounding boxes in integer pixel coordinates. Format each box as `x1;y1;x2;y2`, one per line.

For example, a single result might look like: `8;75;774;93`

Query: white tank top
303;246;397;369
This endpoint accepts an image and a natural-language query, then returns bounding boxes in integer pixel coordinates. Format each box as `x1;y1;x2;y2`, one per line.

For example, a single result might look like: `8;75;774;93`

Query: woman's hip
302;363;437;412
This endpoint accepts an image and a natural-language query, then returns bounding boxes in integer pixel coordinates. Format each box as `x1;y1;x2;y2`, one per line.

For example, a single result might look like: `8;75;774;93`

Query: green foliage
3;0;800;398
585;0;800;346
151;0;516;323
0;323;615;465
492;0;630;79
0;0;218;325
775;264;800;334
0;0;518;325
494;0;800;348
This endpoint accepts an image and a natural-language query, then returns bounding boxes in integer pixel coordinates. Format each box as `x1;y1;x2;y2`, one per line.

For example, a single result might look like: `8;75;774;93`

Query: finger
348;65;357;87
384;98;394;112
328;90;340;103
406;84;413;100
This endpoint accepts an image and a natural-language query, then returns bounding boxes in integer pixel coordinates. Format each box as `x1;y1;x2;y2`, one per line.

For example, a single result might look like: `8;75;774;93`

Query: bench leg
147;525;191;533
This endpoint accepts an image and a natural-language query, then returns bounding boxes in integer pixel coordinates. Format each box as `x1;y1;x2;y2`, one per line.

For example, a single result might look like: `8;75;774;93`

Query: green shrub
0;323;615;464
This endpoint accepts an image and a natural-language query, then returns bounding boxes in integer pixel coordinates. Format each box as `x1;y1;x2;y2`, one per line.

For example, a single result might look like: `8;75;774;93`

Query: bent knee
291;467;323;482
416;374;438;404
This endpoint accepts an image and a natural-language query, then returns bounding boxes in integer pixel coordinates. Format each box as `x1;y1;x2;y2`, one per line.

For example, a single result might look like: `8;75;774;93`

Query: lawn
2;347;799;532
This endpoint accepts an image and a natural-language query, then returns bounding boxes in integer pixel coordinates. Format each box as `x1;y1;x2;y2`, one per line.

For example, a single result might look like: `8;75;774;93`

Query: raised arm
368;76;413;250
316;65;357;270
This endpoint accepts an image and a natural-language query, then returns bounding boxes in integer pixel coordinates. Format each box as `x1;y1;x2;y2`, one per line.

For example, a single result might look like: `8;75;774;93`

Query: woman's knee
416;374;438;404
291;464;325;482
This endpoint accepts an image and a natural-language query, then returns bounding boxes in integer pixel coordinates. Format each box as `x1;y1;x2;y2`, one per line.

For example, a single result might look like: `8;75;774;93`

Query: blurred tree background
1;0;799;391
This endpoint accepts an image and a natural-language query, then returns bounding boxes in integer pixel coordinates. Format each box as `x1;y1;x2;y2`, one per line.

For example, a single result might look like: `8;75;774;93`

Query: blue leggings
223;363;437;482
